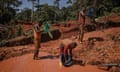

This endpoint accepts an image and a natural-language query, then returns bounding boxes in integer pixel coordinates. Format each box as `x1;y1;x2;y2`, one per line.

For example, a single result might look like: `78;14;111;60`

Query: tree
38;4;56;21
0;0;22;24
28;0;37;23
36;0;40;19
28;0;35;23
16;8;32;21
66;0;72;4
53;0;61;23
54;0;60;9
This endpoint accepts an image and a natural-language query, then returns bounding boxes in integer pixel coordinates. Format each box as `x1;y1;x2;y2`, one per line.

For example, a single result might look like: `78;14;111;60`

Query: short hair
81;7;86;12
38;20;43;27
59;43;65;52
70;42;77;49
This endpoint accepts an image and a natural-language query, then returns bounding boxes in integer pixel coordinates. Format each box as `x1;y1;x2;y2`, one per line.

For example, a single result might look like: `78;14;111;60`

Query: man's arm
69;48;72;57
59;43;64;55
64;45;69;59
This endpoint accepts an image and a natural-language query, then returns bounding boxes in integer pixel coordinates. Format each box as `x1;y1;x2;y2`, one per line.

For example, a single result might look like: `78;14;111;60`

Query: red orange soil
0;27;120;72
0;13;120;72
98;13;120;23
0;52;108;72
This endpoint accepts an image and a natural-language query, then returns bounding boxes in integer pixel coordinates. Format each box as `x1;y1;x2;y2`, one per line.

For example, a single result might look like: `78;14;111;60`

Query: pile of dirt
0;29;61;47
98;13;120;23
105;13;119;22
73;40;120;65
0;45;34;61
97;13;120;28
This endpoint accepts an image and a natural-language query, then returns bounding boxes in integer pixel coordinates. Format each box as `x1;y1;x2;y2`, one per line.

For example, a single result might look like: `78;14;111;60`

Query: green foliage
1;0;120;25
15;25;23;36
66;0;72;4
16;8;31;21
0;0;22;24
0;25;24;41
54;0;60;9
40;4;55;21
23;29;33;36
111;7;120;13
0;40;8;47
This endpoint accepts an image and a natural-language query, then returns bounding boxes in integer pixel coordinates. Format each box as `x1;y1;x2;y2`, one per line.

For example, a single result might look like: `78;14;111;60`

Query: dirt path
0;52;108;72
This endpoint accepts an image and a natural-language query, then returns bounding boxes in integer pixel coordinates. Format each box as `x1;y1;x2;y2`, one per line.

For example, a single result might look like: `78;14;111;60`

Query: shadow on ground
37;55;59;60
88;37;104;41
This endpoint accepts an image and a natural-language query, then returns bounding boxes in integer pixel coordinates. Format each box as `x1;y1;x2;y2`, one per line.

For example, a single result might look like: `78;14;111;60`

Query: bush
111;7;120;13
0;40;7;47
15;25;23;36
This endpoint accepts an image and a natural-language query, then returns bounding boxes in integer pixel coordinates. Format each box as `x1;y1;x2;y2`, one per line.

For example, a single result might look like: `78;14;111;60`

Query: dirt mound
98;13;120;23
41;29;61;42
0;45;34;61
76;41;120;65
0;29;61;47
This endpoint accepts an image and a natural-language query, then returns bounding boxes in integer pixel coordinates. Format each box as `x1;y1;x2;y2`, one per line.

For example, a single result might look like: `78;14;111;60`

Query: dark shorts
60;54;72;66
34;38;40;50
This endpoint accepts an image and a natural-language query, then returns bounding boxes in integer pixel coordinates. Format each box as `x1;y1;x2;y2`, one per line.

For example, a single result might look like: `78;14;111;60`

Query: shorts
34;38;40;50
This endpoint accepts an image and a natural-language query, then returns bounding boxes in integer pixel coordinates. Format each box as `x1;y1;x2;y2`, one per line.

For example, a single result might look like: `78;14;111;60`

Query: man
59;39;77;65
33;21;43;60
88;7;94;23
78;7;86;43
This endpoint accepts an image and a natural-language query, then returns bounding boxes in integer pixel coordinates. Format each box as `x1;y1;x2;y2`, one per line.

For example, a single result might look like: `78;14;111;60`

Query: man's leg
79;24;84;43
69;49;72;59
33;49;39;60
33;39;40;60
78;25;81;42
80;27;84;42
65;49;72;64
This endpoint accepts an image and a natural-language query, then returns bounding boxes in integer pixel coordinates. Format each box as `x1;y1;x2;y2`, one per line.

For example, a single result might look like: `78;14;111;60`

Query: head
70;42;77;49
81;7;86;12
38;20;44;27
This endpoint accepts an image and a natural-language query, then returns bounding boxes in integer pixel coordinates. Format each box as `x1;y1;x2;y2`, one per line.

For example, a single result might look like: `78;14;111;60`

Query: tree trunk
31;0;34;23
92;0;98;17
37;0;40;19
